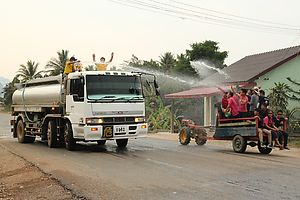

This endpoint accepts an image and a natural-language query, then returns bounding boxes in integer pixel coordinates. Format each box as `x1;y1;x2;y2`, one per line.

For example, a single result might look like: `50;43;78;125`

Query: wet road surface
1;113;300;200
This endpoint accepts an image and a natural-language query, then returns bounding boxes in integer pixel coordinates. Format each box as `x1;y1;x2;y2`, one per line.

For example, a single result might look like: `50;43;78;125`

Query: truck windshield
86;75;143;100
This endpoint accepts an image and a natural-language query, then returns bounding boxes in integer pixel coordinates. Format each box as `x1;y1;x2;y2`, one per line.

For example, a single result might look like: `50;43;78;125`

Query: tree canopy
186;40;228;68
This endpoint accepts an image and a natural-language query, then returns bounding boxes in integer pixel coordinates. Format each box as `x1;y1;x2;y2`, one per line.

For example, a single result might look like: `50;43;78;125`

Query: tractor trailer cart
10;71;158;150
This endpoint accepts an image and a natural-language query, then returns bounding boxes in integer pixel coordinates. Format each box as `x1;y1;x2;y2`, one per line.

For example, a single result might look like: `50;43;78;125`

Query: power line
168;0;300;29
141;0;300;32
109;0;300;35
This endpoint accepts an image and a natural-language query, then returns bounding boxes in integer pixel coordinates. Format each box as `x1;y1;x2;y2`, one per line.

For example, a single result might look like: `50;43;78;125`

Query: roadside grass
289;137;300;148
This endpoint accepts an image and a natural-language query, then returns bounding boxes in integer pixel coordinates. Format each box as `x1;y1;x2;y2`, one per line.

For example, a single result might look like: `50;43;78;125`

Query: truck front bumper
73;123;147;141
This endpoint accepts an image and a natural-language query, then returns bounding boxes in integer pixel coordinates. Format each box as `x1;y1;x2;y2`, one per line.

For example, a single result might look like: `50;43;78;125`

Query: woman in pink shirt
238;89;249;118
231;86;249;118
226;92;239;118
263;110;283;150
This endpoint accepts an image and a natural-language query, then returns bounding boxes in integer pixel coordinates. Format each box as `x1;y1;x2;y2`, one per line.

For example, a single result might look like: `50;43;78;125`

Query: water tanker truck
10;70;159;150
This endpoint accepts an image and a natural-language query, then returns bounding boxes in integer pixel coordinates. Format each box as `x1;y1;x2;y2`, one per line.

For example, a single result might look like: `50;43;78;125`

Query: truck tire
257;142;272;154
17;120;35;143
97;140;106;145
47;120;57;148
179;127;191;145
64;122;76;151
232;135;247;153
17;120;26;143
116;139;128;148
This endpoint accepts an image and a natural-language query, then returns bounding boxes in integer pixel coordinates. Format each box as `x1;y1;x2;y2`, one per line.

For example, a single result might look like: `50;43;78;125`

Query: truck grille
103;117;135;124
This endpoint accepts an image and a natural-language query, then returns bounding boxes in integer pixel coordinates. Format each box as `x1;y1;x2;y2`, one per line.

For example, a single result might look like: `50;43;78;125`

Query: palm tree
16;60;42;82
46;49;69;76
159;52;176;73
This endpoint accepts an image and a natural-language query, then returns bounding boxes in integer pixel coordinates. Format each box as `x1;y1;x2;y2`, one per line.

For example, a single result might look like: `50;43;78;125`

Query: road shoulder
0;142;82;200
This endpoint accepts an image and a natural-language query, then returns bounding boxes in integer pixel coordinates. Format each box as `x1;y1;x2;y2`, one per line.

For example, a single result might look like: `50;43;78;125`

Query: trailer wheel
47;120;57;148
116;139;128;148
257;142;272;154
195;136;207;145
97;140;106;145
16;120;35;143
64;122;76;151
194;129;207;145
232;135;247;153
179;127;191;145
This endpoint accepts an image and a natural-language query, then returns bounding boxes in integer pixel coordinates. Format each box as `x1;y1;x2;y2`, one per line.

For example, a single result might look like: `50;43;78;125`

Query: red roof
165;83;255;99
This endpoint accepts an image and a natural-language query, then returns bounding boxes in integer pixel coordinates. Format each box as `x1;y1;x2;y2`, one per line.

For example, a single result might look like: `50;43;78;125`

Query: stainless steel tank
12;75;63;106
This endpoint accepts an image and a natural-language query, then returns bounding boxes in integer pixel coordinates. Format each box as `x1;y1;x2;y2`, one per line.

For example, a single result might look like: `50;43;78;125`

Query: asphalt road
1;112;300;200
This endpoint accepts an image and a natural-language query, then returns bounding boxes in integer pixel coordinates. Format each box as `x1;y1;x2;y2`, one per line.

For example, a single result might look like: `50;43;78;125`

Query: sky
1;0;300;80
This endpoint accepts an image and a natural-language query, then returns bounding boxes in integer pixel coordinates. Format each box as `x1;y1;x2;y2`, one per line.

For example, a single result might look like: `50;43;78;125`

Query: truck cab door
65;77;85;131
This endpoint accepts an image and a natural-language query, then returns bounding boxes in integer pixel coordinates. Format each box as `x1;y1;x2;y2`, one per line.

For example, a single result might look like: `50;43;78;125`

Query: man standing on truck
93;52;114;71
64;56;78;74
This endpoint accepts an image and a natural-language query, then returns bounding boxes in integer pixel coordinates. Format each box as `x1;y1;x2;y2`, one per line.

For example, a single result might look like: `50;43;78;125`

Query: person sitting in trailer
273;110;290;150
93;52;114;71
254;108;272;148
263;110;283;150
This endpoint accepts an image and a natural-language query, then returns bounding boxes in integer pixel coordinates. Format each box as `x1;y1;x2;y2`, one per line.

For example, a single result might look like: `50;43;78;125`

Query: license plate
103;126;113;138
115;125;126;133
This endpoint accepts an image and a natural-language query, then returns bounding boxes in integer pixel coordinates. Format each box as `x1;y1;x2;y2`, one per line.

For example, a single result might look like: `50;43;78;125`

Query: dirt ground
0;144;84;200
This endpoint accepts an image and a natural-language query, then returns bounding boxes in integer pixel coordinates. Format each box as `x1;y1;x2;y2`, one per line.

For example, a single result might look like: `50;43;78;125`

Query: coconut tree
159;52;176;73
46;49;69;76
16;60;42;82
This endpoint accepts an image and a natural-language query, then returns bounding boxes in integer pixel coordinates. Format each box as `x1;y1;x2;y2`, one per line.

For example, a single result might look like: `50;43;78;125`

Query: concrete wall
256;56;300;110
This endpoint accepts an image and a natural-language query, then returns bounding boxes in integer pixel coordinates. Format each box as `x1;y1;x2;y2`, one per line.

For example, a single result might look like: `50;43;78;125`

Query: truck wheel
47;120;57;148
97;140;106;145
64;122;76;151
17;120;26;143
232;135;247;153
257;142;272;154
17;120;35;143
116;139;128;148
179;127;191;145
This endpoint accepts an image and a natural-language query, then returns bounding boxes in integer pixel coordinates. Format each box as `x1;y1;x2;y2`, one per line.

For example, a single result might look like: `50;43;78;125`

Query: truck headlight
86;118;104;124
135;117;145;123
